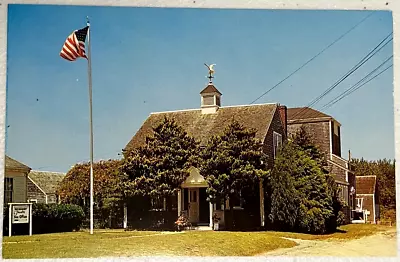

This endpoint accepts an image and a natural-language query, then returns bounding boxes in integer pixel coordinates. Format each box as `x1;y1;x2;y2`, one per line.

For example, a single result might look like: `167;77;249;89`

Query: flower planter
213;222;219;231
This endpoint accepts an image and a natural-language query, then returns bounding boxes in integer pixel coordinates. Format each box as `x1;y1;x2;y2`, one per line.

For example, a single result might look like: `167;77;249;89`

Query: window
226;192;244;210
190;190;197;202
150;196;165;211
4;178;13;204
273;132;283;158
169;194;178;211
202;95;214;106
29;199;38;203
337;184;349;204
356;198;363;210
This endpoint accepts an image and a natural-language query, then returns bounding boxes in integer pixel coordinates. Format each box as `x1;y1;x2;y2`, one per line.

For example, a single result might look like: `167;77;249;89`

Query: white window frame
273;131;283;158
29;199;38;203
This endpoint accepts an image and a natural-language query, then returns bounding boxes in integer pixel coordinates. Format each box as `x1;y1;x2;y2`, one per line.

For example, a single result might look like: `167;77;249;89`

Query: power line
290;32;392;120
250;11;375;104
321;55;393;110
322;63;392;110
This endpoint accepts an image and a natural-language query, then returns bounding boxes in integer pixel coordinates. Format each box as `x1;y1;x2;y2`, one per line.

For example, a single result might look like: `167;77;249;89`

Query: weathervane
204;63;216;83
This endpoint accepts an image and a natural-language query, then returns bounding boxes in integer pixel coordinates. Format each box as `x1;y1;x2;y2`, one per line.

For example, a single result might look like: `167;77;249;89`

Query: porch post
209;201;213;227
123;202;128;229
259;179;265;227
177;189;182;216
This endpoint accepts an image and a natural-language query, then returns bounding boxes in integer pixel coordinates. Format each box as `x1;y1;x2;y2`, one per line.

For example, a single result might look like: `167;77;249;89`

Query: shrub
33;203;85;234
3;203;85;236
380;208;396;224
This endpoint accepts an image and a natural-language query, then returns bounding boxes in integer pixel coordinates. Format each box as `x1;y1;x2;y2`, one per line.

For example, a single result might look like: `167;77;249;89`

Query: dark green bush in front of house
3;203;85;236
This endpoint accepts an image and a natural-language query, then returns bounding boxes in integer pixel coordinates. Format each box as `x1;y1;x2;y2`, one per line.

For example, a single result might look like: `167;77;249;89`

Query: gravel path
258;228;397;257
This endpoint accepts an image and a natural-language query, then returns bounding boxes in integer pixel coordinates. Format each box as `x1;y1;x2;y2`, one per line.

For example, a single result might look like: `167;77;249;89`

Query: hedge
3;203;85;236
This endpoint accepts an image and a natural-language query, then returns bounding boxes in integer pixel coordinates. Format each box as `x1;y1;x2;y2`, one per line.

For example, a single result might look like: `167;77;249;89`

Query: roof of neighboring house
125;103;279;151
28;171;66;194
287;107;332;121
356;175;376;195
5;155;31;172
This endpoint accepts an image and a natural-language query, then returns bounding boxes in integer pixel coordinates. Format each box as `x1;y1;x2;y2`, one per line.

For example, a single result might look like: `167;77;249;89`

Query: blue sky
6;5;394;172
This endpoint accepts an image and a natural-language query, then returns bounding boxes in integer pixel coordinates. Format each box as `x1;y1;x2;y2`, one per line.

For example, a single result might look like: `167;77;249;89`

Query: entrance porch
178;167;213;227
176;167;265;230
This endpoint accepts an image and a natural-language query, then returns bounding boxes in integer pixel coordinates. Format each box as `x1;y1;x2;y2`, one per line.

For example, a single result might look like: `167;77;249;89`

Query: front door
188;188;199;223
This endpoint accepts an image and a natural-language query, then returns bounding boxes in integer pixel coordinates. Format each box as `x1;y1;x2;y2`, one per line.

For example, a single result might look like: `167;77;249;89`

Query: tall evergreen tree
269;140;336;234
268;141;301;230
269;125;342;234
292;125;343;230
292;125;328;172
120;117;198;210
200;120;269;212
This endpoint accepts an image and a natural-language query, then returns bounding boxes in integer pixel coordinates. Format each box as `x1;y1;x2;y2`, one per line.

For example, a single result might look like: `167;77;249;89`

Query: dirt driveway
258;227;397;257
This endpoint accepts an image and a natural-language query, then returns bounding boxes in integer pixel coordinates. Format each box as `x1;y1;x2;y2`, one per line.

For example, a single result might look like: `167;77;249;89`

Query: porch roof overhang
181;167;208;188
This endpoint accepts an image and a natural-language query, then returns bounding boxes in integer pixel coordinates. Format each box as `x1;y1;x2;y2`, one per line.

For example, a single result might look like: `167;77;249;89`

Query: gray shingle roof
287;107;332;121
28;171;66;194
5;155;31;172
125;103;278;152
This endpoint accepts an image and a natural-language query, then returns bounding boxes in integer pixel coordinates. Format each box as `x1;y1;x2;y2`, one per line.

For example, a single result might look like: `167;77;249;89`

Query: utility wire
290;32;392;120
321;55;393;110
250;11;375;104
322;63;393;110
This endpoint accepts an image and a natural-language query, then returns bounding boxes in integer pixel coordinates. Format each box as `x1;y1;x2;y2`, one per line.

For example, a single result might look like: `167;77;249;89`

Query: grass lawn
2;224;392;259
3;230;296;258
268;224;393;241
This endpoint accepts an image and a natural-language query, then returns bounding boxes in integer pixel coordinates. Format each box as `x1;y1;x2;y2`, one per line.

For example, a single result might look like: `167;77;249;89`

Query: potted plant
175;214;189;231
212;213;221;231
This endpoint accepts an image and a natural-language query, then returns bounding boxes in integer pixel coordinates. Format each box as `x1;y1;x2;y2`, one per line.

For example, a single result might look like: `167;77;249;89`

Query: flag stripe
61;47;75;61
60;52;73;61
60;26;89;62
65;40;80;58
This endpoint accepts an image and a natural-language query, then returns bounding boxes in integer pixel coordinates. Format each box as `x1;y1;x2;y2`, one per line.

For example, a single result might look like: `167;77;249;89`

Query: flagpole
86;16;94;235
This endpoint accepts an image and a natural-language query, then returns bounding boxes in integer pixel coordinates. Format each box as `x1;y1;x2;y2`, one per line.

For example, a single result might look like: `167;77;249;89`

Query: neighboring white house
353;175;378;224
4;155;32;204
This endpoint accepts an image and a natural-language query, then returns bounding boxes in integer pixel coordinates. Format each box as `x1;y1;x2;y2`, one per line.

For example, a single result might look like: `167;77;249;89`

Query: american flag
60;26;89;61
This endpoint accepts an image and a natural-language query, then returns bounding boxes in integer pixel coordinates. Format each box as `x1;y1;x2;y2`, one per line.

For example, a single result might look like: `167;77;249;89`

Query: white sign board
8;203;33;237
12;205;30;224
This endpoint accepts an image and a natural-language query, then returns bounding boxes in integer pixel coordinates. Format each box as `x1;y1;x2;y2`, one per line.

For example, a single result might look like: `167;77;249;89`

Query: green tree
291;125;328;172
268;141;301;230
199;120;269;223
269;140;336;234
269;125;342;234
120;117;198;210
58;159;123;204
292;125;343;230
58;159;124;228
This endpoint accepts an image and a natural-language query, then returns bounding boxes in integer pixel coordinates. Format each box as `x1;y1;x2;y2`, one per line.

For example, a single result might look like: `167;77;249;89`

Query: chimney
200;83;222;114
278;105;287;136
